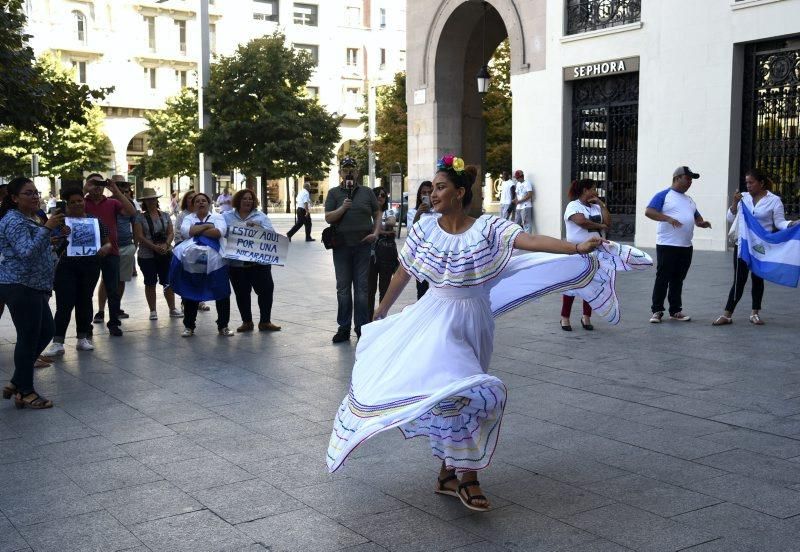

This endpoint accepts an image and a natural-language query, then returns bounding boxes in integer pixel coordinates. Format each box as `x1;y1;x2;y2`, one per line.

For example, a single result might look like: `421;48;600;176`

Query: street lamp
155;0;212;197
476;65;491;96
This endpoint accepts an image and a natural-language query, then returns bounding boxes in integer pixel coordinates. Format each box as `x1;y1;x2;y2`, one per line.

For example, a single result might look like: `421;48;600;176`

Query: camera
152;231;168;245
49;200;67;214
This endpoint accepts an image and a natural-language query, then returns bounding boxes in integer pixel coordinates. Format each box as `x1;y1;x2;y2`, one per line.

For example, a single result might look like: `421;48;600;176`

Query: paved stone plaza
2;216;800;551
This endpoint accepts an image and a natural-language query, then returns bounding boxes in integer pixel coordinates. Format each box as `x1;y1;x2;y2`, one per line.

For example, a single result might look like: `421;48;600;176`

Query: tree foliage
200;32;341;179
0;0;109;131
374;72;407;179
0;54;111;178
137;87;199;180
483;39;511;177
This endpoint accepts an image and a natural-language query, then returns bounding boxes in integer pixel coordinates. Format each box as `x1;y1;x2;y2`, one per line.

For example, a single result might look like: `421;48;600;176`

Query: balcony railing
565;0;641;35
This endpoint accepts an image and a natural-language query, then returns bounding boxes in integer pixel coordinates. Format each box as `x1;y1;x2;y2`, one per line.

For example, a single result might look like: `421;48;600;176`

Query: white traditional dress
327;214;651;473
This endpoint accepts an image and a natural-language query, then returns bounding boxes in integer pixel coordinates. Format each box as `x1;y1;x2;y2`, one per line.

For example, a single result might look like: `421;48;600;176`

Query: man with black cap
324;156;381;343
645;166;712;323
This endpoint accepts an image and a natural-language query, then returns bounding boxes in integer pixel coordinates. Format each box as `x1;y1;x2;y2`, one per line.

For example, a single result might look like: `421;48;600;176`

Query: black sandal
14;391;53;410
434;473;459;498
457;480;490;512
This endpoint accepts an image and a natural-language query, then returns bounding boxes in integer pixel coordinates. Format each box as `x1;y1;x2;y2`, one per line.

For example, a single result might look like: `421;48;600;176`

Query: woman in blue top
0;177;68;409
223;189;281;332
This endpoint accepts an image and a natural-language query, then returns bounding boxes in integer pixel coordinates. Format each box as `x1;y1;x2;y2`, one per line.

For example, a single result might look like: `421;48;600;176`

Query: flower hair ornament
437;155;465;174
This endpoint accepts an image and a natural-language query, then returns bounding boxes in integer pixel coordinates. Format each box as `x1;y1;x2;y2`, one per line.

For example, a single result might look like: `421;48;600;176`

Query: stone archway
406;0;544;214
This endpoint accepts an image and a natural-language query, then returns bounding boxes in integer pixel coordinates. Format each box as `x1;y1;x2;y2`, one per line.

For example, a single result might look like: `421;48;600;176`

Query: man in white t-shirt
498;171;515;220
513;169;535;233
287;182;315;241
645;166;712;323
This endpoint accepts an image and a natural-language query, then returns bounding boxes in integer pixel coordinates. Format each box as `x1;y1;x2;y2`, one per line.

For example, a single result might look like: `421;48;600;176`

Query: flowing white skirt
326;243;651;473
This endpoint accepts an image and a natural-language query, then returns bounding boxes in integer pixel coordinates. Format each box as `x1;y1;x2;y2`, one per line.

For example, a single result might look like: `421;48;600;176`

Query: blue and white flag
738;207;800;288
168;234;231;301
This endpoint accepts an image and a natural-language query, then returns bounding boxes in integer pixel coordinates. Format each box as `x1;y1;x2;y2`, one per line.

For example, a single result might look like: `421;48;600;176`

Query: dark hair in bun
437;165;477;208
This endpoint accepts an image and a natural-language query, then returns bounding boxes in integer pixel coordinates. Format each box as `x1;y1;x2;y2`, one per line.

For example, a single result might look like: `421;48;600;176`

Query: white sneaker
181;328;194;337
649;312;663;324
149;311;158;320
670;312;692;322
169;309;184;318
76;338;94;351
43;342;65;356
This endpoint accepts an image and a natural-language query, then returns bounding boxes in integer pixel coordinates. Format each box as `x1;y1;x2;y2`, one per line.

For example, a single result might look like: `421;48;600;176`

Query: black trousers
229;264;274;323
100;254;121;327
287;207;312;240
0;284;54;394
651;245;693;315
367;257;395;320
54;260;101;340
183;297;230;330
725;245;764;313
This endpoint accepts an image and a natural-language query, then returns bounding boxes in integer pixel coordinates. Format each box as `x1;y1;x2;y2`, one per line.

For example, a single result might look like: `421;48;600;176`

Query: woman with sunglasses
367;186;398;319
0;177;68;409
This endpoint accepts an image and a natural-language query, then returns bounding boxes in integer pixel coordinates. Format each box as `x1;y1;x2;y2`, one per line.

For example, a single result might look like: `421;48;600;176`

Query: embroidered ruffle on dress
326;215;651;473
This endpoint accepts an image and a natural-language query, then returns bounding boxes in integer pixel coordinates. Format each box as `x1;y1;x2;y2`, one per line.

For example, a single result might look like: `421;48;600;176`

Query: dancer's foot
457;471;490;511
435;463;459;497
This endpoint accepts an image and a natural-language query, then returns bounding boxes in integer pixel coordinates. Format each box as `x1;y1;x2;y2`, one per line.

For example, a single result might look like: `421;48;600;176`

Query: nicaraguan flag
738;207;800;288
168;234;231;301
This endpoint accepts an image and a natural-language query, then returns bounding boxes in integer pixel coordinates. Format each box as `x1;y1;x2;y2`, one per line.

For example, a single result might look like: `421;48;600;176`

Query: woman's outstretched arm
514;233;605;255
372;266;412;320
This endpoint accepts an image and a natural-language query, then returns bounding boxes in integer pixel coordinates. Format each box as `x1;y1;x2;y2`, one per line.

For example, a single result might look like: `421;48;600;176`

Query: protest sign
66;217;101;256
223;222;289;266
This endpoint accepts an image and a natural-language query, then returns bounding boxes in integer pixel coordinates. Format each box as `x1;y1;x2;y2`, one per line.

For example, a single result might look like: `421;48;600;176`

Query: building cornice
133;3;221;21
135;55;197;69
48;46;104;60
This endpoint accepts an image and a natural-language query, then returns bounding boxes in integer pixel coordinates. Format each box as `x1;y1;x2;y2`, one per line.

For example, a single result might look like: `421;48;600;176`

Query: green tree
483;39;511;177
138;87;199;180
201;32;341;180
0;0;108;131
0;54;111;179
374;72;407;180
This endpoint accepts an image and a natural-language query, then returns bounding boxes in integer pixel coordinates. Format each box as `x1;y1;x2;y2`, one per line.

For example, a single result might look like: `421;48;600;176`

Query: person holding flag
713;168;799;326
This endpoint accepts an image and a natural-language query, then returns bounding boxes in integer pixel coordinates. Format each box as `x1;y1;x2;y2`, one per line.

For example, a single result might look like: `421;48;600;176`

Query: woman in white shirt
406;181;439;299
178;193;232;336
367;187;398;319
561;179;611;331
714;169;796;326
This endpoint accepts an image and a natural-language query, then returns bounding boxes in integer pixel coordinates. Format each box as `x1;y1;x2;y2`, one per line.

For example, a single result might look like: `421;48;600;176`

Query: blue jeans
0;284;54;393
332;243;371;332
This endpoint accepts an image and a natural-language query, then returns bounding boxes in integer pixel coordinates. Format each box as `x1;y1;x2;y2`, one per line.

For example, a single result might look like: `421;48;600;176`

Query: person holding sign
42;188;112;358
134;188;182;321
177;193;232;337
223;190;281;332
0;177;69;409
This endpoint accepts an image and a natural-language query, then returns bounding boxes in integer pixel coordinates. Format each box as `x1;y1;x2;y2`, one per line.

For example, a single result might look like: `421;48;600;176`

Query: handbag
374;235;398;272
727;205;741;247
322;187;360;250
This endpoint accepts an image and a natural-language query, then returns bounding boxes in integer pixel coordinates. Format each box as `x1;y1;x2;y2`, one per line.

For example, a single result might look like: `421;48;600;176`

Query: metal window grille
741;38;800;217
565;0;641;35
571;72;639;239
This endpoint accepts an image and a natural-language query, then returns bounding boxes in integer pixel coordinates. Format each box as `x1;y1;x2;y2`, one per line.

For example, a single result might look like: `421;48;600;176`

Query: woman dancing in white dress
327;156;651;511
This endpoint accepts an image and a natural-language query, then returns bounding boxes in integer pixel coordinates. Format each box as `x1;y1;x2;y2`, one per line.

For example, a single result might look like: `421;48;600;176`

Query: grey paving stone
671;502;784;533
504;449;630;485
695;449;800;485
341;507;481;552
0;478;103;526
63;456;163;494
120;435;215;466
685;473;800;518
18;510;140;552
287;479;406;523
0;437;41;465
490;474;615;518
131;509;254;552
37;435;128;467
585;474;722;517
167;416;255;441
701;428;800;459
88;416;176;445
599;449;728;486
0;513;27;552
93;480;203;526
240;452;348;491
564;503;719;552
197;434;298;465
611;428;736;460
191;479;303;525
640;394;740;418
237;507;367;552
452;504;597;551
152;455;255;492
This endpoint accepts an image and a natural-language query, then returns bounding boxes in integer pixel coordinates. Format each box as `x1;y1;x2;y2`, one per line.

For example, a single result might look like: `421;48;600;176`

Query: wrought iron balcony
565;0;641;35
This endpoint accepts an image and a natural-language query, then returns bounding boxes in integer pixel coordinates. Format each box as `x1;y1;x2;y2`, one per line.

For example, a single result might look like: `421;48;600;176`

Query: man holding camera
324;157;381;343
84;173;137;336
